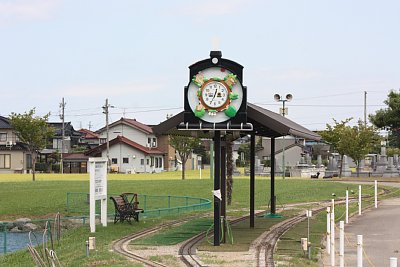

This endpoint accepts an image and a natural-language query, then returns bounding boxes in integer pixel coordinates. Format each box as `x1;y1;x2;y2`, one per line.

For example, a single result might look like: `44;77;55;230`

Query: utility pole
364;91;367;127
274;93;293;179
88;121;92;131
102;99;113;172
59;97;66;174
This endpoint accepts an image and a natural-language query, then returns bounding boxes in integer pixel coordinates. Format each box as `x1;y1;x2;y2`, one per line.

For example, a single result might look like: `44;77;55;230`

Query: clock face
200;81;230;110
187;67;243;123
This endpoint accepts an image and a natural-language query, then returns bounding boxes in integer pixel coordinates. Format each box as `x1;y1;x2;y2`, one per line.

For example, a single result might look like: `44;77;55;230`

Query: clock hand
210;88;218;104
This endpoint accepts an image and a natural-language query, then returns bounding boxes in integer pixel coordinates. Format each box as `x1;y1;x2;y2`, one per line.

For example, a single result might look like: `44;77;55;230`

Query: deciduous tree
370;90;400;146
9;109;54;181
320;118;353;177
169;135;200;180
346;121;379;177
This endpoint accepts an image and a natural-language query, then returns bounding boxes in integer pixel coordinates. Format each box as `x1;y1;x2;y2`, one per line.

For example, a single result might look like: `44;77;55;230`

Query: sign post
89;157;108;233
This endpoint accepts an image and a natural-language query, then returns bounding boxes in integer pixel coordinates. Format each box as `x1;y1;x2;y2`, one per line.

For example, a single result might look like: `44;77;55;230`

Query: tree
9;109;54;181
370;90;400;146
346;121;380;177
169;135;201;180
320;118;353;177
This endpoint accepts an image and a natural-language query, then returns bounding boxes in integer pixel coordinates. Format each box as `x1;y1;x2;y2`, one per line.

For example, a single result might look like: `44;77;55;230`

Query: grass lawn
0;170;393;266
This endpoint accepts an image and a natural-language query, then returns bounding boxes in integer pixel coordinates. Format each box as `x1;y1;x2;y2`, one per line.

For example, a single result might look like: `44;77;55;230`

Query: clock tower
184;51;247;126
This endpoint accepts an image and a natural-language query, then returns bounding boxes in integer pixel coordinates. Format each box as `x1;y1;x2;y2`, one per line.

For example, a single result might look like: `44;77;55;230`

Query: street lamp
274;93;293;179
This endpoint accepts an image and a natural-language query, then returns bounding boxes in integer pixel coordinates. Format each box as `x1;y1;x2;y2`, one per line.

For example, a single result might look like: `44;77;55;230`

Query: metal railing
1;193;211;255
66;192;211;218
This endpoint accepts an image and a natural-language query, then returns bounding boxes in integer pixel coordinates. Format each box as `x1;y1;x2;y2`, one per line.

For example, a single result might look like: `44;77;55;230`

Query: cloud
0;0;61;25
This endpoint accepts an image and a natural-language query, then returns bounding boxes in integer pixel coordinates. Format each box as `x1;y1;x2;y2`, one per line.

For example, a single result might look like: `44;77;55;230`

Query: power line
294;91;362;101
254;103;385;108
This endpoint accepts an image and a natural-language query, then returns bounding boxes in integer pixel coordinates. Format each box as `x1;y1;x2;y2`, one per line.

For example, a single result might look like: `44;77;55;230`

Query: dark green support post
210;142;214;180
250;133;255;228
263;137;282;218
221;144;227;242
213;131;221;246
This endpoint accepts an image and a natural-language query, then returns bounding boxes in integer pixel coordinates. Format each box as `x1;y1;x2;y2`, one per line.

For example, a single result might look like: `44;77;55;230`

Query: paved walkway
321;197;400;266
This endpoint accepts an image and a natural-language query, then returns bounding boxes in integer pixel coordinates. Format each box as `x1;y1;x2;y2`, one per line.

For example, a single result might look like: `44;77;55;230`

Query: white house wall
104;143;163;174
0;151;25;174
99;124;156;148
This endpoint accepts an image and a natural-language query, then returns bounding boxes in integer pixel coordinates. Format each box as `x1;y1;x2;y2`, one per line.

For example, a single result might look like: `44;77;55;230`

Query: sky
0;0;398;132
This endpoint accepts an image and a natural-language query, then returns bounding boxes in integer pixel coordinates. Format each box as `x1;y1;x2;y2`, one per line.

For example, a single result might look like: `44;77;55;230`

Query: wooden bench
110;194;143;224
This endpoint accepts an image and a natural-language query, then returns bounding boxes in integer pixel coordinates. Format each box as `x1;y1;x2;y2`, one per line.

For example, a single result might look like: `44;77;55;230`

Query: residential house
62;153;89;173
47;122;82;153
0;116;31;173
78;128;101;149
92;118;165;173
255;136;305;169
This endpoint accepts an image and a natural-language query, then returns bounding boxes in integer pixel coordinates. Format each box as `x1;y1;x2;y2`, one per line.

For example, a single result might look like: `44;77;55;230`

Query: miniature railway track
114;186;390;267
258;206;327;267
112;226;171;267
112;216;204;267
178;211;265;267
178;199;345;267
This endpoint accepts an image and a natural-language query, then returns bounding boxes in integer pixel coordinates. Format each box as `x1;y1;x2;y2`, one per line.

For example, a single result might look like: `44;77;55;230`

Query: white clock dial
187;67;243;123
201;81;229;109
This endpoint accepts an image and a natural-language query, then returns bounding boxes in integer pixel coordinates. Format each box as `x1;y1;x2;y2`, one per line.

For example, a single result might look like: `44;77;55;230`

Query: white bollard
339;221;344;267
346;190;349;224
327;207;331;255
357;235;363;267
374;180;377;208
390;257;397;267
331;199;335;266
359;185;362;215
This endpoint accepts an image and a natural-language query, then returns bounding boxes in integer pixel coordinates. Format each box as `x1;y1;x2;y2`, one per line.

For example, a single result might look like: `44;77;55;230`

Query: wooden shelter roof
152;103;321;140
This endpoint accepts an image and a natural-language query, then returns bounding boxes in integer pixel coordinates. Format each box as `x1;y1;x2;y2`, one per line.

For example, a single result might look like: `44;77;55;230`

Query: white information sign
89;157;108;233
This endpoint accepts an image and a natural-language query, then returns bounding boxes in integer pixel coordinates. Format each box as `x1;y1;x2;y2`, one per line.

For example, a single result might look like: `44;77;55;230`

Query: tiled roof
86;135;164;156
79;128;100;139
122;118;153;134
0;116;12;129
63;153;89;161
96;117;153;134
0;142;28;151
49;122;82;137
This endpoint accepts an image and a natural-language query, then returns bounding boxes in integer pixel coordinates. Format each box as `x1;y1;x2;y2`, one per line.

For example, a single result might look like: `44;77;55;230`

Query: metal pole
271;137;276;214
326;206;331;255
359;185;362;215
213;131;221;246
374;180;377;208
346;190;349;224
103;99;111;173
221;144;227;242
390;257;398;267
331;199;335;266
307;210;311;259
250;134;255;228
86;240;90;257
210;142;214;180
364;91;367;127
339;221;344;267
357;235;363;267
60;97;66;174
282;100;286;179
